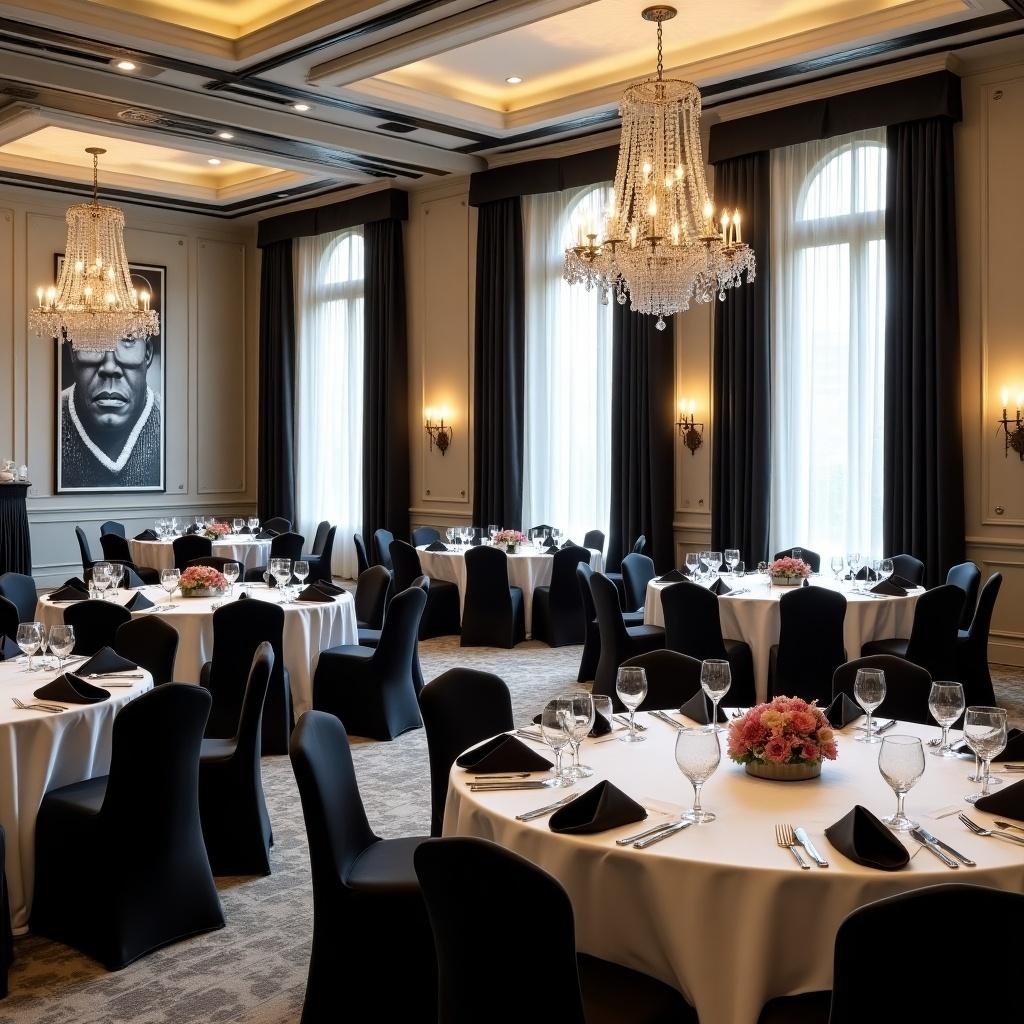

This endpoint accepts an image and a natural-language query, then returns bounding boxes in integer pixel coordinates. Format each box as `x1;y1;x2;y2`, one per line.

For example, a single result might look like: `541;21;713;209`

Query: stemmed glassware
49;624;75;675
232;517;244;536
33;621;52;669
16;623;42;671
878;735;925;831
559;691;595;778
831;555;845;582
445;527;455;547
272;558;293;599
709;552;723;578
848;552;862;591
109;562;124;595
223;560;240;597
592;694;613;734
539;699;574;787
93;563;111;600
854;667;886;742
294;560;309;594
675;727;721;823
724;549;740;575
195;515;205;529
616;666;647;742
700;659;731;732
928;681;966;758
792;547;803;564
964;706;1008;803
160;568;180;609
685;552;699;576
879;557;894;583
248;517;260;535
169;516;178;536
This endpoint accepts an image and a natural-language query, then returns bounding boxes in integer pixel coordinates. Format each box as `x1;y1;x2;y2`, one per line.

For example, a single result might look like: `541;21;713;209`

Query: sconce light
425;407;453;456
999;389;1024;460
676;400;704;456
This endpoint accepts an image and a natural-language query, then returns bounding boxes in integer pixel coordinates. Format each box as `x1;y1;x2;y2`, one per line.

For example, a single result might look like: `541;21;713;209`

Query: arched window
522;183;614;541
294;228;364;578
770;130;887;561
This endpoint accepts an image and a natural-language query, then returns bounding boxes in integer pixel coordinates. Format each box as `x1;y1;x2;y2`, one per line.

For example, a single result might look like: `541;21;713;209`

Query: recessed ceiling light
293;103;310;112
277;193;290;198
115;60;137;72
208;158;221;165
505;75;523;84
217;131;234;140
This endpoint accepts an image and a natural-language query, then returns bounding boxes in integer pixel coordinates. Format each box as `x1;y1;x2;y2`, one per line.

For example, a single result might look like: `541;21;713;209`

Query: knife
875;719;898;734
649;710;683;730
914;826;976;867
910;829;959;868
793;827;829;867
634;819;691;848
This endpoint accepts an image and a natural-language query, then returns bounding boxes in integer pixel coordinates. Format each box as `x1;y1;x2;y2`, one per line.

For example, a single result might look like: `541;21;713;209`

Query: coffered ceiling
0;0;1016;216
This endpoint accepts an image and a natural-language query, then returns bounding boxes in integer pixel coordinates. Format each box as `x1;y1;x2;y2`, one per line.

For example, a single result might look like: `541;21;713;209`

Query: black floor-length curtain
472;198;526;529
257;238;296;524
711;152;771;567
883;118;964;586
363;218;410;544
607;308;675;573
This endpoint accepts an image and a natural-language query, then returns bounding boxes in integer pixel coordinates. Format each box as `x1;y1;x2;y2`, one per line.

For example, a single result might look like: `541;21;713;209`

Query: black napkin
994;728;1024;763
855;567;878;581
256;529;279;540
590;708;613;737
549;781;646;835
238;592;249;600
425;541;449;552
561;539;576;549
312;580;345;596
262;573;278;588
890;574;916;589
824;692;864;728
1;635;21;660
709;577;731;596
659;569;688;583
124;591;154;611
134;529;158;541
49;580;89;602
678;691;729;725
455;734;552;773
296;584;334;603
802;578;810;587
542;537;557;549
824;805;909;870
870;580;907;596
470;536;482;546
78;647;137;675
183;525;198;534
975;778;1024;822
34;672;110;704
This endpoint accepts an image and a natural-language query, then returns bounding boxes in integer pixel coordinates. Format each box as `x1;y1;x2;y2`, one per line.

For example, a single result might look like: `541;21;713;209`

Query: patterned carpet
2;643;1021;1023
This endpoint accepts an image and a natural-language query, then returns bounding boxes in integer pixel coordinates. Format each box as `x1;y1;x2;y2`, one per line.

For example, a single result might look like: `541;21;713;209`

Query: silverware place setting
613;714;646;732
792;826;829;867
958;813;1024;846
775;824;810;868
995;820;1024;836
633;819;691;848
910;826;975;867
616;819;678;846
11;696;65;713
648;710;682;730
514;793;579;822
469;779;572;792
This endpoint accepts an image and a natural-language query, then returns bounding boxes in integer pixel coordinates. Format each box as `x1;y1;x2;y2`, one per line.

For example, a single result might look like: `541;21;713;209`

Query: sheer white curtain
522;184;614;543
770;129;886;563
293;229;363;579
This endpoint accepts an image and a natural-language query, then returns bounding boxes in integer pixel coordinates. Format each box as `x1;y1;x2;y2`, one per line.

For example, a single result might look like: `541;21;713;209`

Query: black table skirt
0;483;31;576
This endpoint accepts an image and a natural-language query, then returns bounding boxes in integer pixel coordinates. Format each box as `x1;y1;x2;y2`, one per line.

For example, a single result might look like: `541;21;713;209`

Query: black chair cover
172;534;212;570
99;520;125;537
99;532;134;563
411;526;441;547
354;533;371;577
355;565;391;630
74;525;96;572
620;649;704;710
772;547;822;572
0;595;17;643
188;556;245;576
115;615;179;686
621;552;656;611
305;525;336;583
576;563;601;682
889;553;925;586
946;561;981;630
955;572;1001;705
533;545;590;647
310;521;330;556
269;531;305;563
831;655;932;725
0;572;36;622
391;540;460;638
461;545;524;648
768;587;847;704
374;528;395;571
583;529;605;552
262;517;292;533
64;599;132;655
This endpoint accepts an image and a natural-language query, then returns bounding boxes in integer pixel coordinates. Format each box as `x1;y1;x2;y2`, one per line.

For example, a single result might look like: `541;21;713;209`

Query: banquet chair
460;545;524;648
889;553;925;586
98;533;160;583
199;642;274;876
355;565;392;637
374;528;395;571
0;596;17;643
533;545;591;647
188;556;244;577
31;685;224;969
621;552;657;611
860;584;964;681
772;547;822;573
0;826;9;998
74;525;97;573
391;540;460;638
269;531;305;563
201;599;292;756
289;711;436;1024
831;655;932;725
575;563;645;683
621;650;703;711
583;529;605;553
172;534;212;570
604;534;646;601
415;838;695;1024
261;516;292;534
0;572;37;622
419;668;513;837
591;571;665;710
115;616;179;687
758;884;1022;1024
955;573;1002;706
63;600;132;655
303;524;336;584
660;581;756;706
99;520;125;537
411;526;441;547
312;584;426;740
768;587;847;705
354;533;371;577
946;561;982;630
530;524;556;541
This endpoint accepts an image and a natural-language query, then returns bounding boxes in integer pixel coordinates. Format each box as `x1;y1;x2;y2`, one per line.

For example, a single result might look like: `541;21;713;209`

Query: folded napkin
134;529;157;541
124;591;154;611
802;578;810;587
708;577;731;596
312;580;345;596
183;525;198;534
78;647;137;676
855;567;878;581
560;539;576;549
659;569;688;583
49;581;89;602
542;537;557;549
455;734;552;773
34;672;110;704
824;692;864;728
590;708;614;737
470;536;482;546
262;573;278;588
424;541;449;552
890;574;916;589
870;580;907;597
549;781;646;835
824;805;909;870
678;691;729;725
256;529;279;540
296;584;334;603
1;635;21;660
994;728;1024;763
238;592;249;600
974;778;1024;822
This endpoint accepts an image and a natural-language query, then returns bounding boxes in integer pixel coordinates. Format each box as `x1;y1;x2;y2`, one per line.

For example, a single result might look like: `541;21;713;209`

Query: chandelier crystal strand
28;147;159;352
563;6;755;329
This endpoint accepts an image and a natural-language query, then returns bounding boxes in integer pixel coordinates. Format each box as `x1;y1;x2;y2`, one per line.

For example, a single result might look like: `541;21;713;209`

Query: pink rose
800;742;820;761
763;736;792;763
790;710;817;734
821;741;838;760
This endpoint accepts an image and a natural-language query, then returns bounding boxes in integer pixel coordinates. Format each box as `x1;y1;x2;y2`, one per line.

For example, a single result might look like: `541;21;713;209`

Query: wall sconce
425;407;453;456
676;400;704;456
999;389;1024;460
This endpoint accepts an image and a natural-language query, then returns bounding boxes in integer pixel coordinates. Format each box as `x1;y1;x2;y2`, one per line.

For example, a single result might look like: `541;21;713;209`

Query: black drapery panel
472;198;526;529
711;152;771;567
257;239;296;524
607;308;675;573
883;118;964;586
363;218;410;545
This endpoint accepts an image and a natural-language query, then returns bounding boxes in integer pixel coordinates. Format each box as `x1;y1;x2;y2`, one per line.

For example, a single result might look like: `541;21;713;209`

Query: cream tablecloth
128;536;271;572
445;714;1024;1024
644;576;922;703
0;660;152;932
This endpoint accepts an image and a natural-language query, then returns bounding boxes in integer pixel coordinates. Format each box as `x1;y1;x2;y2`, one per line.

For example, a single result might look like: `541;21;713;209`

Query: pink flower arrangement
494;530;526;546
202;522;231;539
179;565;229;594
727;696;838;766
767;556;812;579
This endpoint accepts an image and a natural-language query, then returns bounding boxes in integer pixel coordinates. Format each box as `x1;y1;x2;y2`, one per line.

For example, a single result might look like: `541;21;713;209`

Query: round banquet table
128;535;271;572
416;544;604;635
644;575;923;703
35;584;357;717
0;659;152;933
445;714;1024;1024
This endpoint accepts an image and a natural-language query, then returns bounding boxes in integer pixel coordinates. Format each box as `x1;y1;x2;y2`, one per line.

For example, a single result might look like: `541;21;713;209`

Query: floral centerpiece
179;564;229;598
494;529;526;553
202;522;231;540
767;556;811;586
727;696;838;781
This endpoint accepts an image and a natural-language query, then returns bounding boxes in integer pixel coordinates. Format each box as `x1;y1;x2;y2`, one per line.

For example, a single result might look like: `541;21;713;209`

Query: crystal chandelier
29;147;159;351
563;6;755;330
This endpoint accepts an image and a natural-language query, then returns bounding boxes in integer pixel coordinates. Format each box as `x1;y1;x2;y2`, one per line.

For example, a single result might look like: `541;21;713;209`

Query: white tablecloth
128;536;271;572
644;576;922;703
415;545;604;634
445;715;1024;1024
0;660;152;933
36;584;358;717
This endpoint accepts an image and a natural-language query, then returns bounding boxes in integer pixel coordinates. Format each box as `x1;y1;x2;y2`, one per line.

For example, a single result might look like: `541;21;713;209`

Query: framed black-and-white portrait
54;259;166;493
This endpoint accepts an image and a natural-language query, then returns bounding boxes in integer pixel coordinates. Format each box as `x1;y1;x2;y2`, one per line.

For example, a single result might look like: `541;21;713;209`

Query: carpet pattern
2;644;1021;1023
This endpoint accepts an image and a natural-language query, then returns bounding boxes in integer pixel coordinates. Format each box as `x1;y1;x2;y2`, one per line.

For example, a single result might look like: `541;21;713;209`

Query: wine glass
853;667;886;742
878;735;925;831
232;517;244;536
488;524;498;545
169;516;178;535
710;552;723;577
616;666;647;742
879;557;894;583
49;624;75;675
445;527;455;547
685;552;699;576
33;621;51;670
223;560;240;597
674;727;721;824
294;560;309;593
194;515;204;529
248;517;260;535
928;681;965;758
724;549;740;575
109;562;124;595
93;563;111;600
16;623;41;671
831;555;845;582
964;706;1008;803
700;659;731;732
848;552;862;591
273;558;293;599
539;699;574;787
160;568;180;609
592;694;614;735
559;691;595;778
792;547;803;564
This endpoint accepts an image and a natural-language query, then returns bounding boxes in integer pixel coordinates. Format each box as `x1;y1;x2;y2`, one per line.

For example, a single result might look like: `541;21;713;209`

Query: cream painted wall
0;183;258;587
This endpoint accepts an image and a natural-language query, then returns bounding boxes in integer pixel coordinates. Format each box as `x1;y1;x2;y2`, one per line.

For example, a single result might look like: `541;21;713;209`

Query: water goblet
273;558;293;599
616;666;647;742
559;691;595;778
160;568;180;609
93;563;111;600
831;555;845;582
48;624;75;675
878;735;925;831
792;547;803;564
848;552;862;591
232;517;244;536
709;551;723;577
674;727;721;824
294;560;309;595
724;548;740;575
592;694;614;735
445;527;455;547
33;620;51;669
685;552;699;576
222;560;240;597
110;562;124;595
248;517;260;534
169;517;178;535
16;622;41;671
539;699;574;787
928;681;965;758
964;706;1008;803
854;667;886;742
879;557;894;583
700;659;731;732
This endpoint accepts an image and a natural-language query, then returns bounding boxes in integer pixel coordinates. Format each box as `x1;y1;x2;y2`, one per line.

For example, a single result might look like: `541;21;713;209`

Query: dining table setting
127;515;272;572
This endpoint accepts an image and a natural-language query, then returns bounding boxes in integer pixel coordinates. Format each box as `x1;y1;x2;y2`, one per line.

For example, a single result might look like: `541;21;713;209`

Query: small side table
0;483;31;576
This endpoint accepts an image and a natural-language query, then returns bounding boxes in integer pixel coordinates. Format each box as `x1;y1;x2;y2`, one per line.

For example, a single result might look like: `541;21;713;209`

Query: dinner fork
958;813;1024;846
775;823;811;868
12;696;64;713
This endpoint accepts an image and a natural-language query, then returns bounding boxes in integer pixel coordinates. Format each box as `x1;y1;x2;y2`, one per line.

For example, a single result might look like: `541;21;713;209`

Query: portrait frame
54;257;166;493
